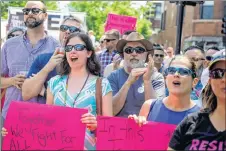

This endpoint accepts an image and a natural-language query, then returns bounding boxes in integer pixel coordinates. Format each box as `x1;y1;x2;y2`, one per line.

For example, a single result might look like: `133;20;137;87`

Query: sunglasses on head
64;44;86;52
60;25;81;33
7;34;21;39
124;46;146;54
154;54;164;58
165;67;196;78
191;57;205;62
209;68;226;79
104;39;116;43
22;8;44;15
206;56;212;61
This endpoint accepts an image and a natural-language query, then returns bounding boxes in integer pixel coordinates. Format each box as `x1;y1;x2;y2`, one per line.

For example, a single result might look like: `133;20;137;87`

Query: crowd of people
1;1;225;150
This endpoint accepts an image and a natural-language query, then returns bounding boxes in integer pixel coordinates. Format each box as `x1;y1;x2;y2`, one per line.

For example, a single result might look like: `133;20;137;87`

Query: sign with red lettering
96;116;176;150
105;13;137;34
2;101;87;150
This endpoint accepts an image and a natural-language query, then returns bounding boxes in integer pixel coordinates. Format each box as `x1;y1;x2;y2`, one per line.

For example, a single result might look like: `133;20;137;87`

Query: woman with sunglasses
168;50;225;151
46;33;112;150
129;55;200;126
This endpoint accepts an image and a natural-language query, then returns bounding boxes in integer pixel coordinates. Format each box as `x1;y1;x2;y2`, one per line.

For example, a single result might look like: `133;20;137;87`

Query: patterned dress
48;75;112;150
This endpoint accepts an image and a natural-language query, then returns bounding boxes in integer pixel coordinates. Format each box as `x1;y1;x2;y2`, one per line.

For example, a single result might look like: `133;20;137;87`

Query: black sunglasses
124;46;146;54
209;68;226;79
60;25;81;33
104;39;116;43
64;44;87;52
22;8;44;15
154;54;164;58
206;56;212;61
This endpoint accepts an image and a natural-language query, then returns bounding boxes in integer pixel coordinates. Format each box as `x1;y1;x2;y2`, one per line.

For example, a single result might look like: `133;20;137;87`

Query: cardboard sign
3;101;88;150
96;116;176;150
105;13;137;34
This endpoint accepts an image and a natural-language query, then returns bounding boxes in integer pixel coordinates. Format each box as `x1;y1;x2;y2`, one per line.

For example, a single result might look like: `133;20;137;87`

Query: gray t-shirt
107;68;165;117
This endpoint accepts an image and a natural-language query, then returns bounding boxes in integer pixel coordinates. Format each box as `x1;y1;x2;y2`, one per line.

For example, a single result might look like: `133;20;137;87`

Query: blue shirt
107;68;165;117
147;99;200;125
1;32;59;118
26;52;57;103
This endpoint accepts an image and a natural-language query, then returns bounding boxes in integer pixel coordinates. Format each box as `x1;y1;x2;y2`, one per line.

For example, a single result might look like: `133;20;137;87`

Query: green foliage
0;0;58;19
69;1;153;40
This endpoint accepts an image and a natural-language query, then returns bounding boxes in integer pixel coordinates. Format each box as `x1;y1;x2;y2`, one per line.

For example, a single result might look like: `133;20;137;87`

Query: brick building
150;0;226;51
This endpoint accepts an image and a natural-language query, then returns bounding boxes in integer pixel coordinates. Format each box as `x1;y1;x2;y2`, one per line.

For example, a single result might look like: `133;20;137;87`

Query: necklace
64;73;90;107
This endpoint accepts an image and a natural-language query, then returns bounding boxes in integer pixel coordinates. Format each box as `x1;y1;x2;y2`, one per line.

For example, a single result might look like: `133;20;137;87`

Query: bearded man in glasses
22;15;84;104
1;1;59;122
107;32;165;117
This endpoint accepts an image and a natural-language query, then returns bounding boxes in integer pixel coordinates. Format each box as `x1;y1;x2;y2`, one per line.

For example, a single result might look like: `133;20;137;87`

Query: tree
0;1;58;19
69;1;153;40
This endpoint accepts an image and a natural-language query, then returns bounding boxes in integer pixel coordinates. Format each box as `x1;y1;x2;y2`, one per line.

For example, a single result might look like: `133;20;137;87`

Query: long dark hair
60;33;101;76
202;83;217;114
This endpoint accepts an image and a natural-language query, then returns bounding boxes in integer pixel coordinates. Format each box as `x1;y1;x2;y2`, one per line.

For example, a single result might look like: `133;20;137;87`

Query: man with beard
1;1;59;121
22;15;83;102
107;32;165;117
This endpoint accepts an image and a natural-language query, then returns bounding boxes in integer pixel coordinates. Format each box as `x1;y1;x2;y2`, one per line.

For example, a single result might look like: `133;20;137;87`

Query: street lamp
170;1;204;54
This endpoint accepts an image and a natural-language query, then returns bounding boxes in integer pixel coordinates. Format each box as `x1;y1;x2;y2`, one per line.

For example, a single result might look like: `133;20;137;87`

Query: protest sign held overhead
2;101;88;150
105;13;137;34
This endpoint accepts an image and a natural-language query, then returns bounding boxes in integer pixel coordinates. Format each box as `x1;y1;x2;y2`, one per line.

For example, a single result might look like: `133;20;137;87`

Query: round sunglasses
165;67;196;78
124;46;146;54
64;44;87;52
60;25;81;33
154;54;164;58
209;68;226;79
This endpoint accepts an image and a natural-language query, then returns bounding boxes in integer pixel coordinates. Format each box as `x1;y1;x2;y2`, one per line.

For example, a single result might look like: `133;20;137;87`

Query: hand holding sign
96;116;177;150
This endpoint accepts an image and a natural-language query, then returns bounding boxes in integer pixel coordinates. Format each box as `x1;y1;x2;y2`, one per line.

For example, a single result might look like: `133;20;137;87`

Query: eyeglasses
124;46;146;54
104;39;116;43
154;54;164;58
7;34;21;39
22;8;44;15
206;56;212;61
191;57;205;62
165;67;196;78
60;25;81;33
209;68;226;79
64;44;87;52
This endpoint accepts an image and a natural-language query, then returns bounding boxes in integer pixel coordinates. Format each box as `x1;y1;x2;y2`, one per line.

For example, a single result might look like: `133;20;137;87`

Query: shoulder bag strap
95;77;103;115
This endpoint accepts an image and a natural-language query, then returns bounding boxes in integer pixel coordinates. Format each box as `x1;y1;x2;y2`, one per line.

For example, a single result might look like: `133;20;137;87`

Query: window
200;1;214;19
154;3;162;19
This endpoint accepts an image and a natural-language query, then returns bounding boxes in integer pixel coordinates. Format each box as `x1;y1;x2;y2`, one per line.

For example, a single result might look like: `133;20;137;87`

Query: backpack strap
95;77;103;116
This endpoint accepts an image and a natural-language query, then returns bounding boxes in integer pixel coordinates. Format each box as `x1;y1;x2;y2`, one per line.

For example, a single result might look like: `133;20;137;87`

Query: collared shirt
97;49;117;76
1;32;59;118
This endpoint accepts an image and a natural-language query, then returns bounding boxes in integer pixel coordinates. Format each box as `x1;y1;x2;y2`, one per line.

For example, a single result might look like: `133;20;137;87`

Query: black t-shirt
169;110;226;150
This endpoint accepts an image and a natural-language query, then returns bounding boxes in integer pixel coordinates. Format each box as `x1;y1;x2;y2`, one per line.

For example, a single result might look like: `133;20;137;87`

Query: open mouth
172;81;181;86
70;57;78;62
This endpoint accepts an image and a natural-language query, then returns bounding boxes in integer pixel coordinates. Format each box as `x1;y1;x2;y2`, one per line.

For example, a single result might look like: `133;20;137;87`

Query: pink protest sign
105;13;137;34
3;101;88;150
96;116;177;150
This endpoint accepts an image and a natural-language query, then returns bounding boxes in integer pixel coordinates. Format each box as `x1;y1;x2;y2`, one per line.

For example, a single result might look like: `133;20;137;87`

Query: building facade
150;0;225;51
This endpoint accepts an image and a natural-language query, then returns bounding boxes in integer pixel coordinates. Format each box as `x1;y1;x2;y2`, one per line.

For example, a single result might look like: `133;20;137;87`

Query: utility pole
170;1;204;54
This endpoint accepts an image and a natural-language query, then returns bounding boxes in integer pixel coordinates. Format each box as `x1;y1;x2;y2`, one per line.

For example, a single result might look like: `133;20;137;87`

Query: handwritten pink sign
105;13;137;34
3;101;88;150
96;116;176;150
